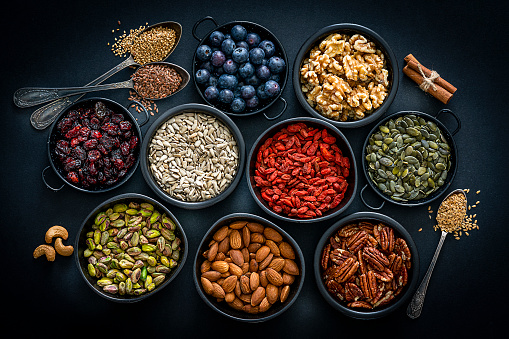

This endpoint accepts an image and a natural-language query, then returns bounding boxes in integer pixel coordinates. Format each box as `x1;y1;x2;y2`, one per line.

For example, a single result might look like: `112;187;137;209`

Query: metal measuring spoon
406;188;467;319
14;62;189;105
20;21;181;130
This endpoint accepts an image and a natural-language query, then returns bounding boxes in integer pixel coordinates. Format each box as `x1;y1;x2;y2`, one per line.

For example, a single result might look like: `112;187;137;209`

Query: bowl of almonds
140;103;245;209
194;213;305;322
314;211;419;319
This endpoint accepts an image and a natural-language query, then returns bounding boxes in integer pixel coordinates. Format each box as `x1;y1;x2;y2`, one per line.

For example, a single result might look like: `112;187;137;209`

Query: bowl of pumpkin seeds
360;109;460;208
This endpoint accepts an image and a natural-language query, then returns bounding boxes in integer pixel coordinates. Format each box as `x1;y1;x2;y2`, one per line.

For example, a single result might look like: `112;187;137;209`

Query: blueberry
258;40;276;57
211;50;226;67
195;69;210;85
268;56;286;74
249;47;265;65
246;95;259;108
208;75;219;87
196;45;212;61
245;74;261;87
240;85;256;99
230;25;247;41
221;38;236;56
246;32;261;48
218;89;234;104
231;97;246;113
235;40;249;50
264;80;280;97
256;65;271;80
199;60;214;73
217;74;238;90
233;86;242;98
204;86;219;101
238;62;255;78
208;31;225;47
232;47;249;64
223;59;238;74
256;84;269;100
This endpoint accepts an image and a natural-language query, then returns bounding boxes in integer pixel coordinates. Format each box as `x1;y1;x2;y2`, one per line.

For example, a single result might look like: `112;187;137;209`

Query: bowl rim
246;116;357;223
313;211;419;319
74;192;189;303
192;20;289;117
361;110;458;207
140;103;246;209
292;23;399;128
193;212;305;322
47;97;142;193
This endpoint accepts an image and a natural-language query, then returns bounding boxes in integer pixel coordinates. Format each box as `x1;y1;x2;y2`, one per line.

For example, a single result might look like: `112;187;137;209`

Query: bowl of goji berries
247;117;357;222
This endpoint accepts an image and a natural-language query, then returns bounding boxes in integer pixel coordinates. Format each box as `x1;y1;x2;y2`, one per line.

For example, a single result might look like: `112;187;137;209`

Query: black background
2;0;507;337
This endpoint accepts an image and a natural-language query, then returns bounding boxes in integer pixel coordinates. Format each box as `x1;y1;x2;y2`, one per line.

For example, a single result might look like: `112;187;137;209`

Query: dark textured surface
2;0;507;336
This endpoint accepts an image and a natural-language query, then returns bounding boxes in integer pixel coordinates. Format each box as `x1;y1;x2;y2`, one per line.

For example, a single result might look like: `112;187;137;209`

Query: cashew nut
55;238;74;256
33;244;56;261
45;225;68;244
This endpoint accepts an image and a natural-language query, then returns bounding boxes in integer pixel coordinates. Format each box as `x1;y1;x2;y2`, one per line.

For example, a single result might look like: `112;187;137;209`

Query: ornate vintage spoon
22;21;181;130
407;188;467;319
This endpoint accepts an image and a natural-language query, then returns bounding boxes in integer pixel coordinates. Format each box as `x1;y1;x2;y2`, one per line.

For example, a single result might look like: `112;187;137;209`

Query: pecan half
394;238;411;262
345;282;364;301
321;243;331;270
348;300;373;309
333;257;360;283
330;248;355;266
346;230;368;253
380;226;394;253
362;246;389;271
337;223;360;238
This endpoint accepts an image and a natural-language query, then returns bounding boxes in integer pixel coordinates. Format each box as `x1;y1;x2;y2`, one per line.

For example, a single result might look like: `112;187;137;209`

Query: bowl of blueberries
192;16;288;120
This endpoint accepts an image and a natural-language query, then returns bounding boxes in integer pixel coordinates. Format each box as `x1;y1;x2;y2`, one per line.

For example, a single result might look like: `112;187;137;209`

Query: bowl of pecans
193;213;305;322
140;103;245;209
293;23;399;128
314;212;419;319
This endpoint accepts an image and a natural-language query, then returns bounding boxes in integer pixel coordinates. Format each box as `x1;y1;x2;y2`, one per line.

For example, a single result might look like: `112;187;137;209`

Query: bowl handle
128;100;150;127
435;108;461;136
192;16;218;42
263;97;287;121
360;184;385;210
42;166;65;192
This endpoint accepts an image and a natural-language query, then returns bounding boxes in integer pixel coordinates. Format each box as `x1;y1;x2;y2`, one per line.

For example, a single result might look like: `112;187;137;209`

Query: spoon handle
29;56;138;130
407;230;448;319
14;80;133;108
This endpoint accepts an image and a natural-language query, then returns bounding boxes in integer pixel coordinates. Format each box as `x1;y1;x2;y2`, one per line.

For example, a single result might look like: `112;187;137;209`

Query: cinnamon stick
404;54;457;94
403;65;453;104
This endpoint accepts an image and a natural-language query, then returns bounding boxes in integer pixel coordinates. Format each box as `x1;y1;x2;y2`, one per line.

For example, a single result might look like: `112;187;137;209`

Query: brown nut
33;244;56;261
45;225;68;244
54;238;74;256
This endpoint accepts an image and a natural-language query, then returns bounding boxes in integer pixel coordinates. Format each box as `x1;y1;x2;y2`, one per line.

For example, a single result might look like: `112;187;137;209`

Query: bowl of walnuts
293;23;399;128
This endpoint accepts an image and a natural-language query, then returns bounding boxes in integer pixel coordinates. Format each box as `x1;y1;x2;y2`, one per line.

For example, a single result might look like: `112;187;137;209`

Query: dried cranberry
103;157;112;169
64;158;81;172
100;135;115;150
66;171;79;184
83;139;98;150
123;130;133;139
101;122;119;136
87;176;97;185
65;125;81;139
119;121;132;131
129;136;139;150
95;101;109;118
90;129;102;139
111;149;122;159
89;117;100;130
87;150;101;162
79;126;91;137
88;162;99;176
113;158;125;170
73;146;87;160
125;154;135;168
56;140;70;155
111;113;124;124
97;144;108;155
120;141;130;156
57;118;73;134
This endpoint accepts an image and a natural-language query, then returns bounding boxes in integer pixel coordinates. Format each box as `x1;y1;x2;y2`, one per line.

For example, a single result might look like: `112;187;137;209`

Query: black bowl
192;17;288;120
293;23;399;128
140;103;245;209
74;193;188;302
360;109;460;208
314;211;419;319
46;97;147;193
247;117;357;223
193;213;305;322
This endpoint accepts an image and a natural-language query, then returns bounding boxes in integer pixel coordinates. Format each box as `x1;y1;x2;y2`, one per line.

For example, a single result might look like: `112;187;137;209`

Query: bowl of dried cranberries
47;97;148;192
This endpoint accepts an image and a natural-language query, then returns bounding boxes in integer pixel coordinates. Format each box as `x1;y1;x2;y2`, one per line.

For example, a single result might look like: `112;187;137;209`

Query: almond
279;241;296;259
264;227;283;242
211;282;225;299
225;291;236;303
234;280;242;297
207;241;218;261
248;242;262;253
200;260;211;273
242;226;251;248
258;253;273;271
249;258;259;272
259;297;271;312
229;297;244;310
222;275;238;293
218;236;230;254
201;277;214;295
259;270;268;287
250;272;260;291
283;272;295;285
243;304;259;314
280;285;290;302
266;284;279;304
229;249;244;266
229;229;242;249
268;257;285;271
251;232;265;244
265;239;280;256
215;252;226;261
255;245;271;262
213;226;229;242
228;262;243;276
283;259;300;275
266;268;283;286
202;270;222;281
251;286;266;306
229;220;248;229
241;262;249;274
240;275;251;294
247;222;265;233
241;247;250;262
239;293;252;304
211;260;229;273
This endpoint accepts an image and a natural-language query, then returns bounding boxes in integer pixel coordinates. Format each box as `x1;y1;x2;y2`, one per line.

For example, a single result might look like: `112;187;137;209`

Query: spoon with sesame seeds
18;21;181;129
407;188;467;319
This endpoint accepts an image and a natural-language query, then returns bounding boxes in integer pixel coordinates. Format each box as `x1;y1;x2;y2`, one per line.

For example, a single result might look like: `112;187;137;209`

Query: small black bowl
74;193;188;302
140;103;245;209
194;213;305;322
247;117;357;223
314;211;419;319
192;16;288;120
293;23;399;128
360;109;460;209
